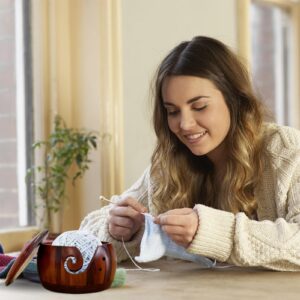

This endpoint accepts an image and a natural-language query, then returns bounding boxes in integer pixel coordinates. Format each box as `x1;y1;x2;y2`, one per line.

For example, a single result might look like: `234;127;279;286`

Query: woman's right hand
108;197;147;242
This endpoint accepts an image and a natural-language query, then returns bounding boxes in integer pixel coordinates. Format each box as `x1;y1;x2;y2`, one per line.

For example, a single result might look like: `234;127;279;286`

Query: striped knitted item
0;253;15;273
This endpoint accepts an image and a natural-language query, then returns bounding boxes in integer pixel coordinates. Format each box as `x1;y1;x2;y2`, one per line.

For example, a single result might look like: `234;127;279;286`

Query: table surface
1;258;300;300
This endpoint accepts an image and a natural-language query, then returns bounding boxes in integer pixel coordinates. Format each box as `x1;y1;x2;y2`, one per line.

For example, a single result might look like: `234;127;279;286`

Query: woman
80;36;300;271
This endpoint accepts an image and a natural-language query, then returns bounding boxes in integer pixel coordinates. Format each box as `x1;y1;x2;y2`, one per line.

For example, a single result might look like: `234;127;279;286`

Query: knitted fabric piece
0;253;15;274
135;213;214;267
0;259;17;278
52;230;102;274
0;254;38;282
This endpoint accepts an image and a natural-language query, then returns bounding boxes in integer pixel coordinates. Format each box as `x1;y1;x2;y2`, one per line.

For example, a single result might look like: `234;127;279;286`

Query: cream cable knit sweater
80;123;300;271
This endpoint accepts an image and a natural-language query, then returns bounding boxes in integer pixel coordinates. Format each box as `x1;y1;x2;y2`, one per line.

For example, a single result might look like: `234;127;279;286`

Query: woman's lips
184;131;208;143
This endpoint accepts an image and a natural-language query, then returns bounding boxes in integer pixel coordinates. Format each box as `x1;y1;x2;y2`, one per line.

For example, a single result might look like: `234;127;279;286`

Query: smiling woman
80;36;300;272
151;36;264;218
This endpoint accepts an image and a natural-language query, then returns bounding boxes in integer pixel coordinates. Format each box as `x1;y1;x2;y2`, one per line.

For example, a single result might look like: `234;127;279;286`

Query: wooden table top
1;258;300;299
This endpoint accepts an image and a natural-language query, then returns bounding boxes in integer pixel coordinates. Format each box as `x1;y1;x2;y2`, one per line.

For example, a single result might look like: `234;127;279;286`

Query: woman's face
162;75;231;166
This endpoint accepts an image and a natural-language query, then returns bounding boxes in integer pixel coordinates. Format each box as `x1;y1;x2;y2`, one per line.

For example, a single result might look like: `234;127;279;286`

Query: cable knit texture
80;123;300;271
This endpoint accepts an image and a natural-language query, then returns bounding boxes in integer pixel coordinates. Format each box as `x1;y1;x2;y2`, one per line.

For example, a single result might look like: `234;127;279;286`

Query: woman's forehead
162;76;219;101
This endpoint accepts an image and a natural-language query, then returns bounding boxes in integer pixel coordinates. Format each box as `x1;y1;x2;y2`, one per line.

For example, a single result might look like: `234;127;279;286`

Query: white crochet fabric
52;230;102;274
135;213;214;267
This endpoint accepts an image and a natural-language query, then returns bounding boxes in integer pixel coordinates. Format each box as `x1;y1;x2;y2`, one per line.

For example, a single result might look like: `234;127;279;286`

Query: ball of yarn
52;230;102;274
111;268;126;288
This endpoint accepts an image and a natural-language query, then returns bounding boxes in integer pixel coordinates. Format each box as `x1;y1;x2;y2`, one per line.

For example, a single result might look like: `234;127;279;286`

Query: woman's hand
154;208;199;248
108;197;147;242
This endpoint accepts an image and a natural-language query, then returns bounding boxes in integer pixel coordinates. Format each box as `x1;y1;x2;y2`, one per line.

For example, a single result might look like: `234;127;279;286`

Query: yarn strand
121;237;160;272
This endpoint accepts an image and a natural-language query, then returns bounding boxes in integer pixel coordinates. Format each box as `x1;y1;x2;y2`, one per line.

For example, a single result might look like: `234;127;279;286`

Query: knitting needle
99;194;151;218
99;195;115;204
99;195;150;216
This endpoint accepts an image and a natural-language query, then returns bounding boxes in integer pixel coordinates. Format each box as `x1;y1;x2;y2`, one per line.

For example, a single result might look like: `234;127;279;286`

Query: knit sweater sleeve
188;204;300;271
187;125;300;271
79;166;151;263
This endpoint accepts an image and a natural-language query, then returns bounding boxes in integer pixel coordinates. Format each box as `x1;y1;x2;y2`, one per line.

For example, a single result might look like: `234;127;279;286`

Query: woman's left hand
154;208;199;248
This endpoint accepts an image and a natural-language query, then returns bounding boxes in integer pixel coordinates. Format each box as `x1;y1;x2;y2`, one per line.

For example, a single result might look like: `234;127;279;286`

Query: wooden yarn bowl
37;241;117;293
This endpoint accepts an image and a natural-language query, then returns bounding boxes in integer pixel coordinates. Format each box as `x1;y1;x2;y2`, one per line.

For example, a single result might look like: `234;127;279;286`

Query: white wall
30;0;239;228
121;0;238;188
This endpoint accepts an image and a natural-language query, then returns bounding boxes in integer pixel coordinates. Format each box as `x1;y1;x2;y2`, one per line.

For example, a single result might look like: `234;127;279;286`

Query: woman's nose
180;113;196;130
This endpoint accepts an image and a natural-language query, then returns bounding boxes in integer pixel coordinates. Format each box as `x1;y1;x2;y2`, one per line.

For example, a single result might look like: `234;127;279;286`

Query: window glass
0;0;33;229
251;1;292;125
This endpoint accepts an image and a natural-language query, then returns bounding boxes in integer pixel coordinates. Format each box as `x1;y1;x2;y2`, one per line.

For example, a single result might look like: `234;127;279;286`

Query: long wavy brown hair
150;36;266;218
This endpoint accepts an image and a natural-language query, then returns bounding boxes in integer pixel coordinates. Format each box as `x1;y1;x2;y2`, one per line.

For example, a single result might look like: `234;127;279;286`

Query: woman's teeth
186;131;207;140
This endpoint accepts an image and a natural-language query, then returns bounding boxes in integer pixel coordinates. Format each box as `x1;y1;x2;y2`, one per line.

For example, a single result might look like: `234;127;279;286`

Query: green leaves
27;115;98;229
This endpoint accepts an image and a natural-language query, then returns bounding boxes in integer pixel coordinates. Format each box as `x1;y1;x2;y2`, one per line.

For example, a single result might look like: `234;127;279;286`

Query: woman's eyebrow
163;96;210;106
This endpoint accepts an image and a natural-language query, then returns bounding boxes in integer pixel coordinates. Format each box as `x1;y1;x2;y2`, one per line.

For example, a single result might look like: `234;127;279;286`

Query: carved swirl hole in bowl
65;253;84;274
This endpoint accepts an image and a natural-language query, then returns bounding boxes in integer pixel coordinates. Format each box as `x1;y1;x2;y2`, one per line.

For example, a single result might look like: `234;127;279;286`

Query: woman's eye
194;105;207;111
167;110;179;116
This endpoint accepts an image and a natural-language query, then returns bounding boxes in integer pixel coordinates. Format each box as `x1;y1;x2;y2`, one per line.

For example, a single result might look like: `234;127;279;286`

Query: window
237;0;300;128
0;0;33;229
251;1;292;124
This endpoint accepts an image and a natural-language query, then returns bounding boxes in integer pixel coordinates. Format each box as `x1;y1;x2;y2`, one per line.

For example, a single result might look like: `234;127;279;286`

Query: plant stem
44;145;51;230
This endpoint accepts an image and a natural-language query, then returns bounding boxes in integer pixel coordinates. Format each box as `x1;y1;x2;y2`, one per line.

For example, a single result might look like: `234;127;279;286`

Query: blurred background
0;0;299;238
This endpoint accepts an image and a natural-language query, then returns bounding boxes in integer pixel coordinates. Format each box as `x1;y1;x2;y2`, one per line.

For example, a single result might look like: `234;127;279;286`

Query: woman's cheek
167;118;177;133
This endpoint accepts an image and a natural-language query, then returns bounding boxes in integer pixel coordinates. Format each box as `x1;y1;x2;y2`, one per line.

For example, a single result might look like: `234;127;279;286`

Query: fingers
160;224;186;235
117;197;148;213
167;234;188;247
155;208;194;226
161;208;194;215
109;198;146;225
110;205;143;220
155;214;185;226
154;208;199;248
108;197;147;241
108;214;139;242
109;215;134;228
154;207;193;226
161;223;197;239
108;222;133;241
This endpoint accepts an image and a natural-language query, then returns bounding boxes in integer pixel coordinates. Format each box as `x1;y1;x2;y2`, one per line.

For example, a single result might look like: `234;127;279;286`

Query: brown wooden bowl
37;240;117;293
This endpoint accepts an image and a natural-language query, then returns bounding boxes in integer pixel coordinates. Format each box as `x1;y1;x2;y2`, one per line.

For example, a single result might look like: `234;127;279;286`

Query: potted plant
27;115;98;232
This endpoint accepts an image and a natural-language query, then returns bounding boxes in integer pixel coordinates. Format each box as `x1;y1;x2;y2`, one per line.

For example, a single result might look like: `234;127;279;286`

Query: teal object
111;268;126;288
